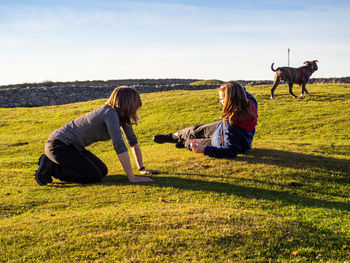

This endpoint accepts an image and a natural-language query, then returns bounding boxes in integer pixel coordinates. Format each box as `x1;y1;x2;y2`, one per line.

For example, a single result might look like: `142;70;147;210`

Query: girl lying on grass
153;81;258;159
35;86;160;185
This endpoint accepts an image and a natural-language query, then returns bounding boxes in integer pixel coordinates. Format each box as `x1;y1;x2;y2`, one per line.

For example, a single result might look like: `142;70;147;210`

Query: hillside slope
0;84;349;262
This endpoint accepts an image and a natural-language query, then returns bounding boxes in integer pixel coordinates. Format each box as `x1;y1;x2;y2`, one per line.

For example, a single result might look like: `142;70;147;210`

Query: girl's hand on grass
140;169;161;175
130;176;154;183
191;141;205;153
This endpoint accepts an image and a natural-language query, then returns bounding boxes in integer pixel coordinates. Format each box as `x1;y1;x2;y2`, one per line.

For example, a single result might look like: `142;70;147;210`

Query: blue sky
0;0;349;85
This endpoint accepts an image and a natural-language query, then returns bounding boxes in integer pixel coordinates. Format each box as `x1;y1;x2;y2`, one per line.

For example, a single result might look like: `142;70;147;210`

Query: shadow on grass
47;148;349;211
242;148;350;178
264;90;348;102
49;175;129;188
307;92;349;102
101;175;349;211
49;182;85;188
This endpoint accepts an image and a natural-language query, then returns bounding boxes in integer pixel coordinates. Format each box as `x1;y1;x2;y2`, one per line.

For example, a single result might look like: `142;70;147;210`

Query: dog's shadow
308;92;349;102
264;90;348;102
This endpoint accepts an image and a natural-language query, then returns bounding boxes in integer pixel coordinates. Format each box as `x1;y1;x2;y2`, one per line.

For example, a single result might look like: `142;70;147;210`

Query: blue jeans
177;121;220;150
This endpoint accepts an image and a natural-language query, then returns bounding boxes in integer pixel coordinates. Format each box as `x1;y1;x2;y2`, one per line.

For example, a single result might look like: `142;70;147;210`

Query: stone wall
0;79;220;107
1;77;349;107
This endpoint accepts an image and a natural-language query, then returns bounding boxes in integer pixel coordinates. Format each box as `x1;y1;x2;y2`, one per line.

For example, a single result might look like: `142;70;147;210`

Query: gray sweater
48;105;138;154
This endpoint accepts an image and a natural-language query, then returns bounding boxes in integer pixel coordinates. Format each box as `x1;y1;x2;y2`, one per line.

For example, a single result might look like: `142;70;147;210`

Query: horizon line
1;76;350;87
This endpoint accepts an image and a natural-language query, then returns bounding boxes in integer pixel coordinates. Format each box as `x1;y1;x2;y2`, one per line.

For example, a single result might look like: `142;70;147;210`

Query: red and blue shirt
204;88;258;159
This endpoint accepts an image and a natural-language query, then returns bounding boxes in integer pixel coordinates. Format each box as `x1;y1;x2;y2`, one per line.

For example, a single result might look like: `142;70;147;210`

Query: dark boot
35;154;54;185
153;133;178;144
175;141;185;148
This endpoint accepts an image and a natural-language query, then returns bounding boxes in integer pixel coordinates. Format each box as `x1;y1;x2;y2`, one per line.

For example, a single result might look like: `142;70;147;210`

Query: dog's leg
288;82;297;98
270;76;280;100
304;85;312;96
300;84;306;99
301;84;311;98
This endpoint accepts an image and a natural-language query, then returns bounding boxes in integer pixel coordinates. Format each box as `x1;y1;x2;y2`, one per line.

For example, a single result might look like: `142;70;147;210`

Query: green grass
189;79;224;86
0;84;349;262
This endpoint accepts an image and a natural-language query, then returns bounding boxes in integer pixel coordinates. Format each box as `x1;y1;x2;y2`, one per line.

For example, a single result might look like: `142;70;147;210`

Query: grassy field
0;84;349;262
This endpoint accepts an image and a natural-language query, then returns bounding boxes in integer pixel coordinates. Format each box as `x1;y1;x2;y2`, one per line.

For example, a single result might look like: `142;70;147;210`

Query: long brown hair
219;81;255;125
105;86;142;125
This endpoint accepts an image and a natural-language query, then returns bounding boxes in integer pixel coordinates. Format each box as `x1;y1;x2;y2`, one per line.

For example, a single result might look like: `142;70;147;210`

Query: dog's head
304;60;318;72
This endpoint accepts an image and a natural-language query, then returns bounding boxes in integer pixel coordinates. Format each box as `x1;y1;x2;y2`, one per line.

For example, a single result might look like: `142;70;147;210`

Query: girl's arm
104;110;153;182
131;144;161;175
192;142;240;159
117;151;153;182
130;144;144;170
191;126;245;159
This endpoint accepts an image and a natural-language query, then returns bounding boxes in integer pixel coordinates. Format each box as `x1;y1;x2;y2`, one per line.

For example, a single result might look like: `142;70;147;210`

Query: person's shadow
243;148;349;171
52;147;350;211
100;173;349;211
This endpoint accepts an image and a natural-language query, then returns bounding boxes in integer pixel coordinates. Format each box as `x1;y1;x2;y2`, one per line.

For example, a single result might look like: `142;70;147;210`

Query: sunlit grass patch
0;84;349;262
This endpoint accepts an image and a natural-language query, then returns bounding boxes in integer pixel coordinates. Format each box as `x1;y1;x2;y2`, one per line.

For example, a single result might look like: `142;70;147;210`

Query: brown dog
270;60;318;99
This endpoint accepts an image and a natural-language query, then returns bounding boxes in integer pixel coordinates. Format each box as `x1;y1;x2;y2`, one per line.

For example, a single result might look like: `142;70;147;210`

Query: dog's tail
271;63;278;72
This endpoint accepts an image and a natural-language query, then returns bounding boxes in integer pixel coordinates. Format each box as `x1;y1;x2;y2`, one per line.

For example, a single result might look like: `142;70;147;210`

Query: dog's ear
311;60;318;71
304;61;310;65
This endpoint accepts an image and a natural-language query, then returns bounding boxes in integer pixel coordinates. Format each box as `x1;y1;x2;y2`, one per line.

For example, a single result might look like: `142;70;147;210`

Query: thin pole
288;48;290;66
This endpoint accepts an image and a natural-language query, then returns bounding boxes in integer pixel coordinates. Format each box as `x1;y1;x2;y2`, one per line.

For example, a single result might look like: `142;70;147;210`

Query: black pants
177;121;220;150
45;139;108;184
